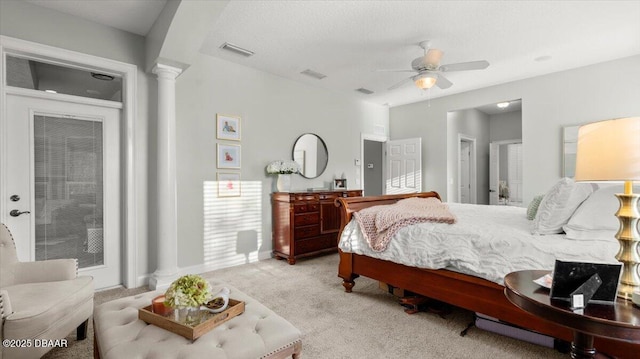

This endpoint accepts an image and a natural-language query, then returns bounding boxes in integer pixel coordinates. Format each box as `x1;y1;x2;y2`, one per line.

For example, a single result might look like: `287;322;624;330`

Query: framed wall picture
217;144;241;169
217;114;241;141
217;172;241;197
333;178;347;190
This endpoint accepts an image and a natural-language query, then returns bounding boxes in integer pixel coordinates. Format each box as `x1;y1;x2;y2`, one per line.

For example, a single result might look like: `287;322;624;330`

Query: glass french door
4;94;121;289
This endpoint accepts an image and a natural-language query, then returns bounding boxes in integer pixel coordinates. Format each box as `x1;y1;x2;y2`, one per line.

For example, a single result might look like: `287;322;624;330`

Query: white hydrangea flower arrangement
164;274;212;308
266;160;300;174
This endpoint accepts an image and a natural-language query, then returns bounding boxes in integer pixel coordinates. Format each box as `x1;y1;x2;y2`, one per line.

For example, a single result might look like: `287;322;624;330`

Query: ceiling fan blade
439;60;489;72
376;69;417;73
436;74;453;89
425;48;444;65
388;76;413;90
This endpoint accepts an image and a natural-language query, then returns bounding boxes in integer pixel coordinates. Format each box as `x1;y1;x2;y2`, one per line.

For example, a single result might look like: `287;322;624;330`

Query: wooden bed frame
335;192;637;358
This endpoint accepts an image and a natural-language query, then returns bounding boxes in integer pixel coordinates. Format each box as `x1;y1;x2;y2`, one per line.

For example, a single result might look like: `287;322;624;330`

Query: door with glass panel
4;94;121;289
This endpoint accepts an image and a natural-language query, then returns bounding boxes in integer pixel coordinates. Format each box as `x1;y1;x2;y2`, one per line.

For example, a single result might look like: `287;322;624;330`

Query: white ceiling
25;0;168;37
27;1;640;107
475;99;522;116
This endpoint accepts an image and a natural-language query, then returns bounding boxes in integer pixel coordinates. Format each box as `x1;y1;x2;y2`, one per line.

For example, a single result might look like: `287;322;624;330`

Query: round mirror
292;133;328;179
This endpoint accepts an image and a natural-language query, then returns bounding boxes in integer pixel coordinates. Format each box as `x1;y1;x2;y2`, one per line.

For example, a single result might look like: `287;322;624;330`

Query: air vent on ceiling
356;88;374;95
300;69;327;80
219;42;255;57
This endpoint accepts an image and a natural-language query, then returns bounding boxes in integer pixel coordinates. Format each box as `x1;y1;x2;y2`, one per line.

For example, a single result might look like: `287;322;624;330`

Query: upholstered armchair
0;224;94;359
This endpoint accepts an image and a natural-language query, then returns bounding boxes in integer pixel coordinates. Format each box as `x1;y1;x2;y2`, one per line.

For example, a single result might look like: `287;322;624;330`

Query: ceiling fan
381;41;490;91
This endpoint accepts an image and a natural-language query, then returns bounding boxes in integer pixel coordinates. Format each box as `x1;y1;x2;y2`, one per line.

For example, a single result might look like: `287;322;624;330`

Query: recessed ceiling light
497;102;510;109
534;55;552;62
44;89;57;94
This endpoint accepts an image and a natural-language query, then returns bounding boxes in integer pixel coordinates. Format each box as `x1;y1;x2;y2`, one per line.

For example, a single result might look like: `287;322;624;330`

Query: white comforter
338;203;619;285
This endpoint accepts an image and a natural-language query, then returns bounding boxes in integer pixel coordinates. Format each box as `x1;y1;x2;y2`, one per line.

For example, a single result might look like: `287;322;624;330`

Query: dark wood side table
504;270;640;359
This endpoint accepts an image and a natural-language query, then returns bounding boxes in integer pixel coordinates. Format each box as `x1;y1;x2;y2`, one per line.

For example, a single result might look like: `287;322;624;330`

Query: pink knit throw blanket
353;197;456;252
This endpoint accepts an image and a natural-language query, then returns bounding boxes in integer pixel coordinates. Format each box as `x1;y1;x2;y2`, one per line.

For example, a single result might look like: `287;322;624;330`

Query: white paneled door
385;138;422;194
4;94;121;289
489;142;500;205
459;141;471;203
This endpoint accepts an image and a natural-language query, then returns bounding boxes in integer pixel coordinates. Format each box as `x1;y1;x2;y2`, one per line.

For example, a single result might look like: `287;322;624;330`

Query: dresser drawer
294;225;320;239
293;202;319;213
295;236;332;255
294;194;318;201
318;193;338;200
294;212;319;226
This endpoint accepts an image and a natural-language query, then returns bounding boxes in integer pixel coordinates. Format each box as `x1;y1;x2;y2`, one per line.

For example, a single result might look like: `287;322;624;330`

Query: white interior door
489;142;499;205
4;94;121;289
507;143;523;205
459;141;471;203
385;138;422;194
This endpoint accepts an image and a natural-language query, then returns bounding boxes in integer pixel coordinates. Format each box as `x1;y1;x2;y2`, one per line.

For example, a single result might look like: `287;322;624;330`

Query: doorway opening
458;135;477;204
448;99;522;205
361;134;423;196
363;139;384;196
360;133;386;196
490;140;523;205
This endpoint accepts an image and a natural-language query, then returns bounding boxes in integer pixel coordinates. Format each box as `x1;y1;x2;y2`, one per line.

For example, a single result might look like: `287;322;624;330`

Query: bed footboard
335;192;441;293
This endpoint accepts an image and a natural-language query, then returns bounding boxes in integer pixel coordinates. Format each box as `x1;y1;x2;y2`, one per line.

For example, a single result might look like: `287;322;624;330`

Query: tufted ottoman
93;281;302;359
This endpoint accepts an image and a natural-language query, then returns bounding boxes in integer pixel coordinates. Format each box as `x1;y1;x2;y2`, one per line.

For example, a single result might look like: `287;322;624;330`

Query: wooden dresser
272;190;363;264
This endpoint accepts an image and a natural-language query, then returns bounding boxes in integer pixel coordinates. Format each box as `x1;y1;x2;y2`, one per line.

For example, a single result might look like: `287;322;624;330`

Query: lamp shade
574;117;640;182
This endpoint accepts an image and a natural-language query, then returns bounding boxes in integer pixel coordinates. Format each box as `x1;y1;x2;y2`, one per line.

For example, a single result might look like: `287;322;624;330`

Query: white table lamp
575;117;640;300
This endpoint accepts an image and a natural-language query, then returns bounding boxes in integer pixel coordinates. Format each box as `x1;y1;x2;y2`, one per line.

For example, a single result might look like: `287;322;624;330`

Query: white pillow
563;184;638;241
526;195;544;220
531;178;596;235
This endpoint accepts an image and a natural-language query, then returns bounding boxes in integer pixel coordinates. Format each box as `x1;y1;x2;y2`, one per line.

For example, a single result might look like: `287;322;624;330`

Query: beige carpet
44;254;566;358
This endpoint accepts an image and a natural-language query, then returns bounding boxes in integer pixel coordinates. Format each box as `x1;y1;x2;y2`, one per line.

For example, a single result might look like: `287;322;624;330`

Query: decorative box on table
138;299;245;340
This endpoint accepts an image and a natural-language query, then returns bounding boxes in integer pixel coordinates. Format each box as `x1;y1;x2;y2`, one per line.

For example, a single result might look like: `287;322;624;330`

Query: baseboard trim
136;251;275;288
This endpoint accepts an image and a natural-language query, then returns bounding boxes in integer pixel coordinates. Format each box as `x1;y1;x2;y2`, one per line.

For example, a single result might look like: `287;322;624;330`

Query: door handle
9;209;30;217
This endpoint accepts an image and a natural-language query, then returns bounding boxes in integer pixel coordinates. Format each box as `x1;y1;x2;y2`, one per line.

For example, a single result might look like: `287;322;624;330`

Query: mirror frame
292;133;328;179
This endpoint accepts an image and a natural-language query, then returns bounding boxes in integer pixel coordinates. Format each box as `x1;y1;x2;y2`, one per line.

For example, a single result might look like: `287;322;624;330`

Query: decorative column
149;64;182;290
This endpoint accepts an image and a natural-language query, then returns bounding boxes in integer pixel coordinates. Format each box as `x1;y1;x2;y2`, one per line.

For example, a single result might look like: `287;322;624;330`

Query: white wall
489;110;522;142
1;0;389;283
175;54;388;270
390;55;640;205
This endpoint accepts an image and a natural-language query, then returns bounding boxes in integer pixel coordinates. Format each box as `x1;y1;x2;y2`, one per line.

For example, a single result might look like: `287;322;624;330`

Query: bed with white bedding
338;202;619;285
334;189;636;358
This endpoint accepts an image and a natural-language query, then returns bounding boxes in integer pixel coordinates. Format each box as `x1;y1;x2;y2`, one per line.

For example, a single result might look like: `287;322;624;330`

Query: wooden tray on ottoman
138;299;245;340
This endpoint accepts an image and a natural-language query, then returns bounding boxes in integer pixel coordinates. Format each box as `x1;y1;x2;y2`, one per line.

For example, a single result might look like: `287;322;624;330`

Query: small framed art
333;178;347;190
217;172;241;197
217;144;241;169
217;114;241;141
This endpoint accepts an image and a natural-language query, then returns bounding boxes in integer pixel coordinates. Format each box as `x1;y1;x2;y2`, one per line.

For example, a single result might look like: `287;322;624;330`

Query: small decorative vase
174;306;201;325
277;174;291;192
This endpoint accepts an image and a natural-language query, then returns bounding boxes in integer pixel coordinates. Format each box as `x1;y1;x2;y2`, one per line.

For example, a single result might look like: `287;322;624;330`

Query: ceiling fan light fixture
497;102;510;109
414;73;437;89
